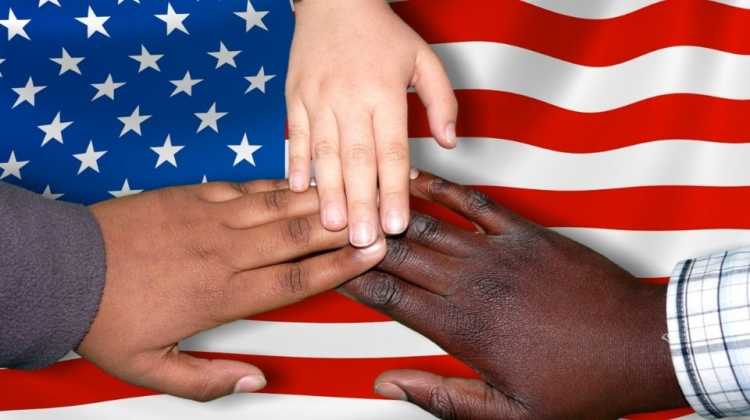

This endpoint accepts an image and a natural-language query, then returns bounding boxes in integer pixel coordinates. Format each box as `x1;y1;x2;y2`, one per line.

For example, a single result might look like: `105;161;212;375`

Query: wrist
615;283;688;415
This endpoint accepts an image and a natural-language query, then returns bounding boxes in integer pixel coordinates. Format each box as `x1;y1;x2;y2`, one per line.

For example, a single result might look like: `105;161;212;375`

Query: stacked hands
80;172;687;419
74;2;687;418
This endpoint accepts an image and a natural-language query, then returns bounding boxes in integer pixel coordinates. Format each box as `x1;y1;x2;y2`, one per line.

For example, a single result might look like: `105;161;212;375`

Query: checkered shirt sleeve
668;248;750;418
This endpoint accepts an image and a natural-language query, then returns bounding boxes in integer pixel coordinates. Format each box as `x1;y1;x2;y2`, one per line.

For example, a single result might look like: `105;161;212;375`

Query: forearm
0;182;106;369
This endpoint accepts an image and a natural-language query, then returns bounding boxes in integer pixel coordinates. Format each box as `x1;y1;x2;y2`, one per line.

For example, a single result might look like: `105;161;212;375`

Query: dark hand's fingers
211;188;320;229
196;179;289;203
405;213;484;257
413;47;458;149
287;97;312;192
374;95;410;235
311;108;347;231
225;240;386;318
411;172;518;235
338;109;379;247
379;238;461;295
223;214;349;269
138;350;266;402
375;370;523;420
341;271;446;338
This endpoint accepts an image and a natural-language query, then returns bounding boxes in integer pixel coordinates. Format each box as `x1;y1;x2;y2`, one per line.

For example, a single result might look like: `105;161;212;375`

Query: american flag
1;0;749;419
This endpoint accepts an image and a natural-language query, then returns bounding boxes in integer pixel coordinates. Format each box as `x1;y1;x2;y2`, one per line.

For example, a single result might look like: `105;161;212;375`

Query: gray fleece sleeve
0;182;106;370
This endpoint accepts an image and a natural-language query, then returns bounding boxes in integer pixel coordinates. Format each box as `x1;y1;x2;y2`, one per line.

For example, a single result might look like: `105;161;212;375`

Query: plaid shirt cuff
667;248;750;418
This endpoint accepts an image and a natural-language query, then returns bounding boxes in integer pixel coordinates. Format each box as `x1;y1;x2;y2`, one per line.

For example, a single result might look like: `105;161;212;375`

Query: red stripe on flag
414;186;750;231
0;353;690;418
394;0;750;66
0;354;476;411
408;91;750;153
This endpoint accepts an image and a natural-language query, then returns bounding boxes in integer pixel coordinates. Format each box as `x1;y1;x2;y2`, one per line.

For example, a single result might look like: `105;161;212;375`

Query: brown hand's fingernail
351;222;376;247
375;382;407;401
409;168;420;180
309;177;317;187
445;122;456;147
385;210;406;234
357;237;385;256
234;374;267;393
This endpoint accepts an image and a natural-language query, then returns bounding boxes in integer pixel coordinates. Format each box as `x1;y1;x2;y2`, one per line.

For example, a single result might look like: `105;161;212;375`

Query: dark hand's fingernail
409;168;420;180
375;382;407;401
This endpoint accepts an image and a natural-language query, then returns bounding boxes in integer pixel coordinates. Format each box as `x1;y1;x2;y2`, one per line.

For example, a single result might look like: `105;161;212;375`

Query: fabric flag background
1;0;748;418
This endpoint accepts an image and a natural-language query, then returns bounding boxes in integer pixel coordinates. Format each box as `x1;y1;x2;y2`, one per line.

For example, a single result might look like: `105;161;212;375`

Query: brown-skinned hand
78;179;385;402
342;173;687;419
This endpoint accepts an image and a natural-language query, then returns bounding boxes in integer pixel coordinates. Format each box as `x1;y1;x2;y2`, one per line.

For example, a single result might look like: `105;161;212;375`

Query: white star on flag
73;141;107;174
151;135;185;168
109;179;143;198
170;71;202;97
118;106;151;137
129;45;163;73
0;151;30;180
75;6;110;38
12;77;46;109
195;102;227;133
91;74;125;102
156;3;189;35
245;67;276;94
117;0;141;4
0;58;4;77
228;133;262;166
208;41;240;69
50;48;84;75
38;112;73;146
39;0;61;7
0;9;31;41
41;185;64;200
235;0;269;32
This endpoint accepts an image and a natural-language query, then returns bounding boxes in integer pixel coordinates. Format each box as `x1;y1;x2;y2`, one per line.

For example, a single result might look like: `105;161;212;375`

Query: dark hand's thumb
141;350;266;402
374;369;521;420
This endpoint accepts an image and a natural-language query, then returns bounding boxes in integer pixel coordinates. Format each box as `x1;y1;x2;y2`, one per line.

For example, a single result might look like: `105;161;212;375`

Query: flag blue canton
0;0;293;205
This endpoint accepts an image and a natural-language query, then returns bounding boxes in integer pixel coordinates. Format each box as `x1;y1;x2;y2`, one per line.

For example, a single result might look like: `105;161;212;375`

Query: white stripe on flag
410;138;750;190
433;43;750;112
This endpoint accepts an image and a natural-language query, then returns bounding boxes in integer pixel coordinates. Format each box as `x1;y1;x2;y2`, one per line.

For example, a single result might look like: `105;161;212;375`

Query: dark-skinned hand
342;172;688;419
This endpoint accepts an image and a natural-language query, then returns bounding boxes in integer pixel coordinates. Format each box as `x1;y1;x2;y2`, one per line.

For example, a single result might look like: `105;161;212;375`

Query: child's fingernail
409;168;420;180
351;222;376;247
445;122;456;147
324;204;344;229
309;177;317;187
385;211;406;234
289;173;306;192
234;374;267;393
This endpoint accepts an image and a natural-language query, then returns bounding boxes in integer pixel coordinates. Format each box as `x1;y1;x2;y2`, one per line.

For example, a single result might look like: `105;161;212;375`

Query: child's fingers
310;107;348;231
412;47;458;149
374;95;410;235
287;97;312;192
338;107;379;247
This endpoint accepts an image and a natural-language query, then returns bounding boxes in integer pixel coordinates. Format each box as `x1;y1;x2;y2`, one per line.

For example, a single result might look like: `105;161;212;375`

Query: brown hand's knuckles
272;262;311;297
